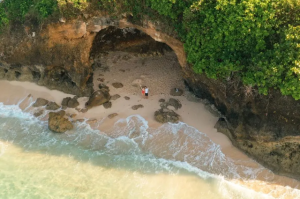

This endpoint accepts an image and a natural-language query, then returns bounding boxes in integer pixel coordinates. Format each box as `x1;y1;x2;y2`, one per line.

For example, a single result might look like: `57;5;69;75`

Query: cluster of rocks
33;85;183;133
48;111;73;133
32;97;80;133
32;82;127;133
154;97;182;123
85;82;123;109
61;96;79;109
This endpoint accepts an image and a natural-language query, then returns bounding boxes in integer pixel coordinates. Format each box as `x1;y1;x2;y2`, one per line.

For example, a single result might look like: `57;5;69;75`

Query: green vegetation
0;0;299;99
0;0;57;22
0;5;9;29
182;0;300;99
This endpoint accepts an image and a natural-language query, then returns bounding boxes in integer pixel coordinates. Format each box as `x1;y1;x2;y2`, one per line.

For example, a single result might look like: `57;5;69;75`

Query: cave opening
89;26;185;96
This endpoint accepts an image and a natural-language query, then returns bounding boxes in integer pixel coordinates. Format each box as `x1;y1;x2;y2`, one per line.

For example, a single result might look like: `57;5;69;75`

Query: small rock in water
76;119;85;123
124;96;130;100
48;111;73;133
159;98;165;103
34;110;44;117
128;131;140;139
87;119;97;125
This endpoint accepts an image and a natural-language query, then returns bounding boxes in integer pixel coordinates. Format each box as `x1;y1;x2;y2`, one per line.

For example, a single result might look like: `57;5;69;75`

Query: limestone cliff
183;69;300;180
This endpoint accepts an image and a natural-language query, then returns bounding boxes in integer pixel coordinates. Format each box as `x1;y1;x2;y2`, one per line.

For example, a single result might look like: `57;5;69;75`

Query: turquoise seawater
0;103;299;199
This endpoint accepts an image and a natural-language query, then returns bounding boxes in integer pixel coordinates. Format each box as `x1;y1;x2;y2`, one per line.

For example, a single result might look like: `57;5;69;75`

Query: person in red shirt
140;85;145;97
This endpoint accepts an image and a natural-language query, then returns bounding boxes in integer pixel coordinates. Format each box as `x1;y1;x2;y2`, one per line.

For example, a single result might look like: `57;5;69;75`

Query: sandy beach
0;51;230;147
1;51;300;197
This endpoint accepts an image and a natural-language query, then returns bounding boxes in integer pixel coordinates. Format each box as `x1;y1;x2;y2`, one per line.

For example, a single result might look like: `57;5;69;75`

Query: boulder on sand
85;89;111;109
132;104;144;110
167;98;182;110
98;83;110;91
33;98;49;107
154;108;180;123
112;82;123;88
46;102;60;110
111;94;121;100
108;113;118;119
61;97;79;108
48;111;73;133
159;98;182;110
103;101;112;109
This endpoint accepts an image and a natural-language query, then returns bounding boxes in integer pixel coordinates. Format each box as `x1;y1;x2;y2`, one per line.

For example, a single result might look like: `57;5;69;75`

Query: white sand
1;51;299;195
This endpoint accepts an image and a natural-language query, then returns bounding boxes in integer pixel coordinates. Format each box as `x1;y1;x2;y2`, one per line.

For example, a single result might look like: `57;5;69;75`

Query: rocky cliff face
0;16;186;96
183;68;300;180
1;15;300;179
0;20;95;96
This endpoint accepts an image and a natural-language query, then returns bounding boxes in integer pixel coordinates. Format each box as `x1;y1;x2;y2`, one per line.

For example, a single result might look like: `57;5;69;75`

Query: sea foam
0;102;299;198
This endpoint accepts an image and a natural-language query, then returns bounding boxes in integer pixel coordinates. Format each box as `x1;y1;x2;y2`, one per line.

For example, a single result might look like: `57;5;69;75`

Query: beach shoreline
1;51;300;196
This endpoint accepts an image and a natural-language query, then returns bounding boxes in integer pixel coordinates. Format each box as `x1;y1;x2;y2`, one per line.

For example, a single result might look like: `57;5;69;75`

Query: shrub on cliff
0;5;9;30
182;0;300;99
0;0;57;23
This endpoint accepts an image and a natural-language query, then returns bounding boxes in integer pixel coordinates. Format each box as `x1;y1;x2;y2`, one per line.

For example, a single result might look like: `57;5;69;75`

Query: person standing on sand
140;85;145;97
145;86;149;98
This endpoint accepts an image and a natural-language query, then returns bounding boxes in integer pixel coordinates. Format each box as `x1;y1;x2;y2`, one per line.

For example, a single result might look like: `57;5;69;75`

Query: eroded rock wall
182;66;300;180
0;20;95;96
0;16;186;96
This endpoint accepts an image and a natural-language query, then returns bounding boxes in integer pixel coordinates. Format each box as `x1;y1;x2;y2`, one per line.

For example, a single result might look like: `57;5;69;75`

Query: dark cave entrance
90;26;173;59
89;26;184;96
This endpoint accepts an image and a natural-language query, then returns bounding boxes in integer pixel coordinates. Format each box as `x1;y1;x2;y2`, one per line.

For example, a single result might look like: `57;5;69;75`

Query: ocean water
0;102;300;199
